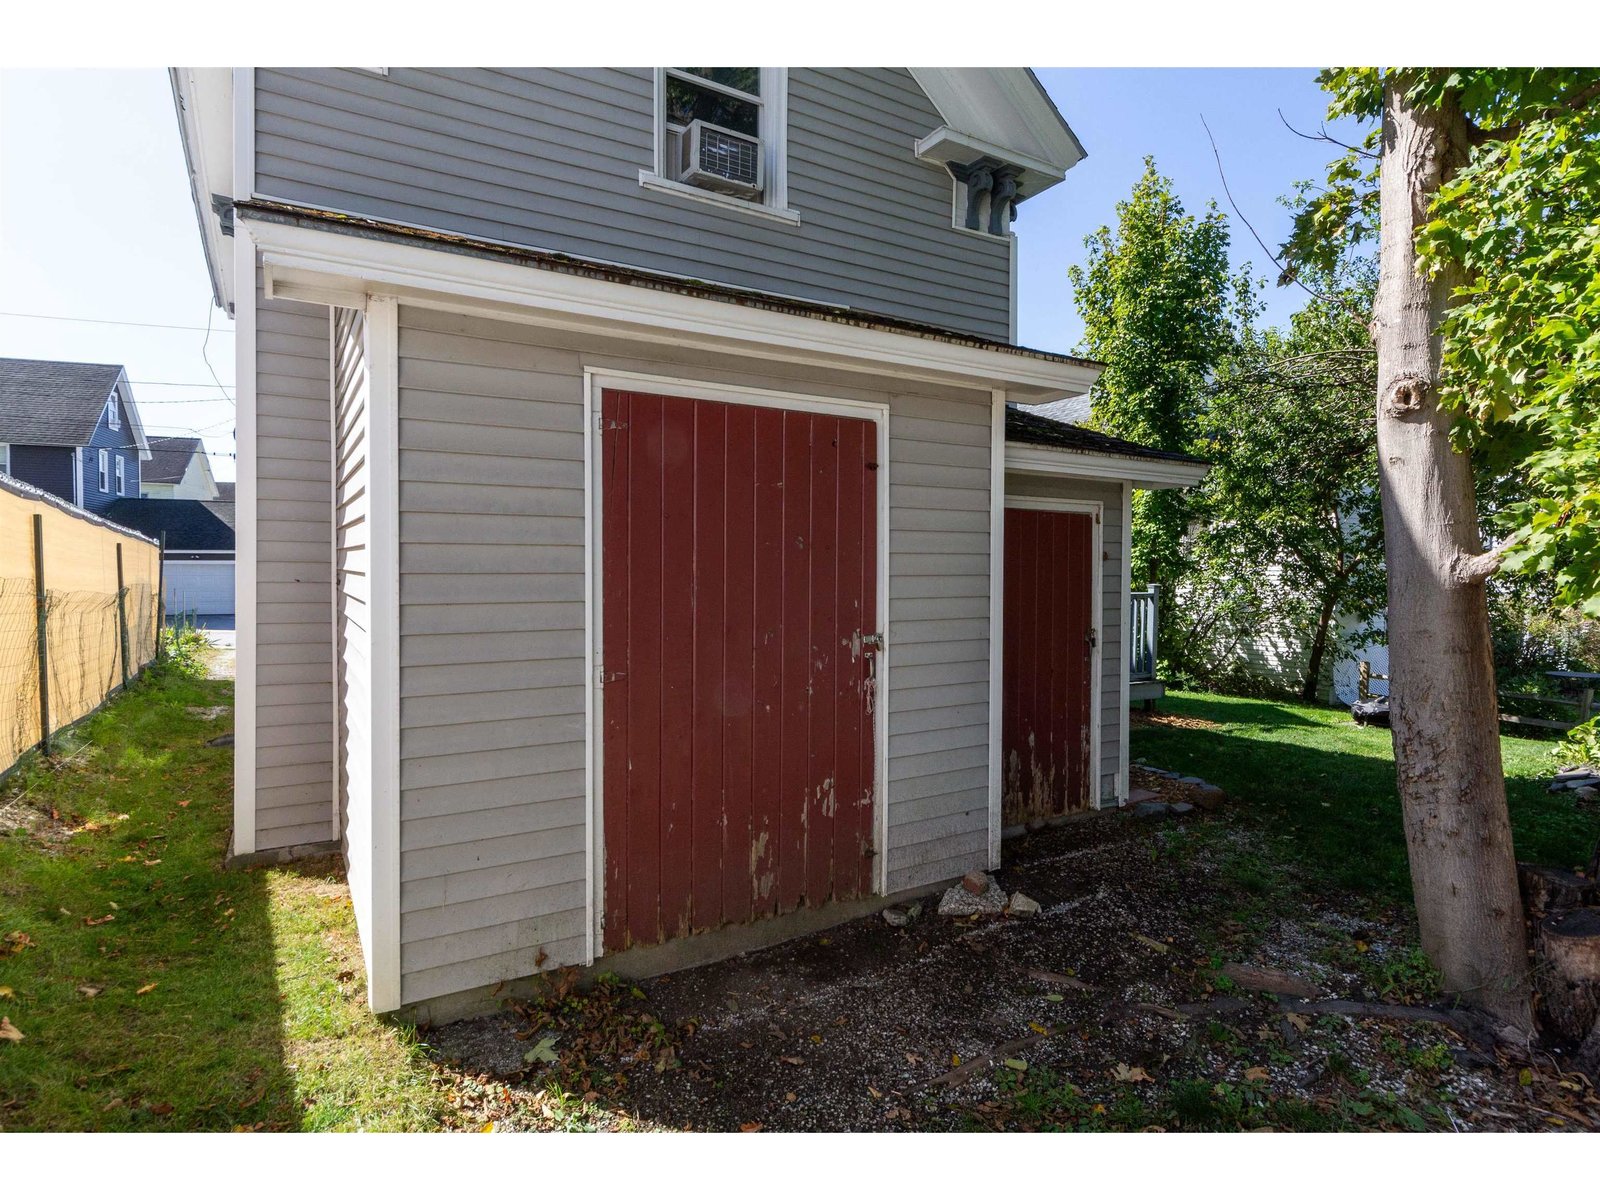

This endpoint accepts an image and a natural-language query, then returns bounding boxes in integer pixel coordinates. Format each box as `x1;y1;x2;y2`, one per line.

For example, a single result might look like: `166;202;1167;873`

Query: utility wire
0;310;235;334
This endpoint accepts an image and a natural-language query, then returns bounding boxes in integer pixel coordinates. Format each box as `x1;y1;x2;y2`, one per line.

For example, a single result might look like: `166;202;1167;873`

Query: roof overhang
246;213;1101;403
170;68;236;312
1006;441;1210;491
909;69;1085;199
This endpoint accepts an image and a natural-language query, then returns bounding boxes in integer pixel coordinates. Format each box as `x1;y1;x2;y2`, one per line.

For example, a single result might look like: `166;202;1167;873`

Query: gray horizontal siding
1006;473;1124;803
252;268;334;850
253;68;1010;340
394;303;996;1005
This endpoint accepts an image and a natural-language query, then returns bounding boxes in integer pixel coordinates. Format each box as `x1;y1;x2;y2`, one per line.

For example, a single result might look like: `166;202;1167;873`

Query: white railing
1130;587;1158;682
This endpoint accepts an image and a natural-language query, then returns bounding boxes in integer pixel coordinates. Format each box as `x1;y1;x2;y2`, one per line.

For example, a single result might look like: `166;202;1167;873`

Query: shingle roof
143;436;205;484
0;357;126;446
1004;404;1209;465
215;481;235;502
102;499;235;552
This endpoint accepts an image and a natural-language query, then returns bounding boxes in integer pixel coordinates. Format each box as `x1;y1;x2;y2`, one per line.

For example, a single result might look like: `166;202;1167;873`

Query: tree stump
1519;863;1595;919
1538;908;1600;1041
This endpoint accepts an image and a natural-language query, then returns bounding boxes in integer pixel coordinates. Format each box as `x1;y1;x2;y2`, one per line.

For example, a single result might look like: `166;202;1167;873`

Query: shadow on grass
0;665;299;1131
1133;691;1600;905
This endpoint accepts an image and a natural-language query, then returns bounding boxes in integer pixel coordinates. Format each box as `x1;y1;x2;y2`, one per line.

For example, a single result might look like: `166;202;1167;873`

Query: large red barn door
1002;506;1096;823
600;389;879;953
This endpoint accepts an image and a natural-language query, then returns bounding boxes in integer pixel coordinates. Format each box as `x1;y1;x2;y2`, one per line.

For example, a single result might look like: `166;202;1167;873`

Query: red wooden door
1002;506;1096;823
600;389;879;953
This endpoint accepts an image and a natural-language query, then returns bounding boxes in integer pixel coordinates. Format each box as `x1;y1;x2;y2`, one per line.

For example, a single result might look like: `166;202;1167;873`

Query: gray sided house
0;358;151;514
173;67;1206;1017
141;435;222;500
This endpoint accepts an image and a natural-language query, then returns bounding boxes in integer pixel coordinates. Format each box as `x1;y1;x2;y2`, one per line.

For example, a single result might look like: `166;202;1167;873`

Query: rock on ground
938;879;1008;916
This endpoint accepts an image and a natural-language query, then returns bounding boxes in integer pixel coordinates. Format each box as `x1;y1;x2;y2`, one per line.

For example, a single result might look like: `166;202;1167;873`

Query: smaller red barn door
599;389;880;954
1002;505;1097;823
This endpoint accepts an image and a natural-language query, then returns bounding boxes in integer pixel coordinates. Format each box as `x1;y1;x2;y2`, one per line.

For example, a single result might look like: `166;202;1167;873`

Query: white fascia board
169;69;237;312
909;68;1085;193
247;216;1098;401
913;126;1065;198
1005;443;1210;491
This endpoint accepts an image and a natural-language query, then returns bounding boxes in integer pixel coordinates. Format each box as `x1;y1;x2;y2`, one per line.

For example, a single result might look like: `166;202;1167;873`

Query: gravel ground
423;782;1600;1132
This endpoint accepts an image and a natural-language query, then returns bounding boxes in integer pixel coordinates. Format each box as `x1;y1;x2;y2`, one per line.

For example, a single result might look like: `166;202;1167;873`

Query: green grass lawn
0;660;443;1131
1131;691;1600;902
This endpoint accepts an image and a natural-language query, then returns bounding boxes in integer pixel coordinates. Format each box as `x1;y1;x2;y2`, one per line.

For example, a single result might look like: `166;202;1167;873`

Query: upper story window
115;455;126;495
105;391;120;431
98;449;110;492
641;68;796;225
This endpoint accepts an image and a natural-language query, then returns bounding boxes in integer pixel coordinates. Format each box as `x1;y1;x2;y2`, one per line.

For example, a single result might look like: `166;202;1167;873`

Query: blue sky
0;67;1367;478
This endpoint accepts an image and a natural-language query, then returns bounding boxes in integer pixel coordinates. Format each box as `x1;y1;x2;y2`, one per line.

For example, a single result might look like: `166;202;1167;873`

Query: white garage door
166;560;235;617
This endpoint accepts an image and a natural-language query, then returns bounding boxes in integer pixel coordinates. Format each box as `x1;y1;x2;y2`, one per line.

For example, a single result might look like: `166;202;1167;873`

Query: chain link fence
0;475;162;776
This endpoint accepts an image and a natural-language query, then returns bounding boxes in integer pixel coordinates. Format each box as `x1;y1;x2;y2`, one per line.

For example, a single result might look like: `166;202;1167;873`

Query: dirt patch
423;808;1600;1132
1131;710;1221;731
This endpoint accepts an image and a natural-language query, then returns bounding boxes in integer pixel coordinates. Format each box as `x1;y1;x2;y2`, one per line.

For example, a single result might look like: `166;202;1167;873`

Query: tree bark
1373;76;1532;1036
1301;588;1339;705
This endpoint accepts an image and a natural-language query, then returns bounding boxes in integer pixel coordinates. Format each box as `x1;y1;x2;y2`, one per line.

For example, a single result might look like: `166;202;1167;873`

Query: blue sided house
0;357;152;514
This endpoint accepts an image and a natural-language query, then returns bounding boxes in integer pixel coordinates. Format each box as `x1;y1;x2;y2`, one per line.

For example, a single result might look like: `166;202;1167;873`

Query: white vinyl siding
393;304;996;1007
332;307;378;979
250;267;336;850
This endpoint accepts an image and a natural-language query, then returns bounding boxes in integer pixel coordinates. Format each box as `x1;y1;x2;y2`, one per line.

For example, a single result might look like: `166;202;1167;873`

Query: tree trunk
1301;589;1338;705
1373;76;1532;1036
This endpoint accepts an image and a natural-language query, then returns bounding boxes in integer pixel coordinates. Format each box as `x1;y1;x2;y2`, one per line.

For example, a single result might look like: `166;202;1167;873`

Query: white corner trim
987;390;1006;869
327;308;341;846
232;233;258;856
636;171;803;225
72;447;83;508
582;368;894;957
1005;443;1209;490
364;293;402;1013
1118;479;1133;807
1003;494;1104;811
248;216;1098;399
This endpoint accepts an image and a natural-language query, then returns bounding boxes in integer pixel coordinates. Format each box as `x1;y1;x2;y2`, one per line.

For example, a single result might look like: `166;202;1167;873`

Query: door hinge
597;414;626;431
1088;627;1099;648
596;665;628;686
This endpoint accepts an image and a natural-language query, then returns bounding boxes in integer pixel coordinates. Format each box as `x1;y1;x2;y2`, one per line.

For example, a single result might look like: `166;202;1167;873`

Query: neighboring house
173;67;1207;1017
104;497;237;619
140;435;221;499
215;481;235;501
0;357;151;514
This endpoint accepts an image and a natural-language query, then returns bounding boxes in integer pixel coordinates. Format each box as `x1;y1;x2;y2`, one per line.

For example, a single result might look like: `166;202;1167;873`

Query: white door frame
581;367;891;963
1000;495;1104;814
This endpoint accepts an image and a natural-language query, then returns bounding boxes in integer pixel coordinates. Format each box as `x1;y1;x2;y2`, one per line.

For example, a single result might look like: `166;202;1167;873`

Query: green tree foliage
1069;159;1237;609
1177;258;1387;702
1286;67;1600;759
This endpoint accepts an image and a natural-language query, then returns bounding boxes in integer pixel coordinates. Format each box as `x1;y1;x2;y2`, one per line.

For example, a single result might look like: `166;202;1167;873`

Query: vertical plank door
601;390;879;952
1002;506;1095;824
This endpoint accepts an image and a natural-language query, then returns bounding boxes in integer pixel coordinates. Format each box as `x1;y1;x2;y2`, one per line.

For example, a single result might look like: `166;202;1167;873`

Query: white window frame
640;67;798;225
105;391;120;431
115;455;125;495
97;448;110;492
0;443;9;475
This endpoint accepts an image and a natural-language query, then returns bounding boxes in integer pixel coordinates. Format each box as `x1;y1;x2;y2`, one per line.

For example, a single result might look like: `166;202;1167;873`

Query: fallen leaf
867;1085;883;1099
784;1092;797;1102
149;1102;174;1116
1519;1068;1534;1087
1046;992;1065;1002
479;1122;496;1133
177;801;190;808
83;914;115;927
1285;1013;1310;1033
0;986;12;1000
780;1055;805;1066
1002;1058;1028;1072
77;985;103;998
809;1034;823;1044
740;1122;763;1133
1132;934;1169;954
136;982;158;996
1112;1062;1153;1083
0;1018;22;1043
522;1035;559;1065
904;1052;921;1065
1243;1066;1270;1083
951;1053;961;1066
